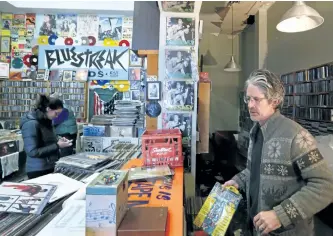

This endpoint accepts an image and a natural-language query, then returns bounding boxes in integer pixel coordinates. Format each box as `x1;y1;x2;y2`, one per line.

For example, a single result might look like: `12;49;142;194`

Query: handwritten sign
122;159;184;236
38;46;130;80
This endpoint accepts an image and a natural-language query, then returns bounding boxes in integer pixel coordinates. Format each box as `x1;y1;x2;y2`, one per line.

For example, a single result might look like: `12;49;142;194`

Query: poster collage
153;1;197;150
0;12;134;81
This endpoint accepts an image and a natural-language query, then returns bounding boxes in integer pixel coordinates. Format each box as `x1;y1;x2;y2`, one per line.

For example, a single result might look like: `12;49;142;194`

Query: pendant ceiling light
276;1;324;33
224;4;241;72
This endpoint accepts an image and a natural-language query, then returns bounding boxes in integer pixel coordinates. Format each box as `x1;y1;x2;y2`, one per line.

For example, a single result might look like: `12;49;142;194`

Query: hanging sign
38;45;129;80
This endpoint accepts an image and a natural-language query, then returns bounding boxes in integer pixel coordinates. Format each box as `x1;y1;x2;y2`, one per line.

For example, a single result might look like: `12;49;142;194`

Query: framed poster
146;81;161;101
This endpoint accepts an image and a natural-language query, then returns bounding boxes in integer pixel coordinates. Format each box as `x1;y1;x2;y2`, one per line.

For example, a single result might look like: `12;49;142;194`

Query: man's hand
222;180;239;189
254;210;281;235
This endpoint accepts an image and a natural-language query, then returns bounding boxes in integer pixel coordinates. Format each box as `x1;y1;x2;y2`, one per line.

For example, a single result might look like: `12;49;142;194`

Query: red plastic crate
141;129;183;168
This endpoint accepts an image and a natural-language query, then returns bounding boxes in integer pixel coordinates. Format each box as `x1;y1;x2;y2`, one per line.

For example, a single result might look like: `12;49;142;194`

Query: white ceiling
1;1;134;15
200;1;275;35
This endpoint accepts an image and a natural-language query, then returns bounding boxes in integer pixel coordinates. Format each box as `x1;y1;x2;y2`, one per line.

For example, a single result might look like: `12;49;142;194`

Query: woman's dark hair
35;94;63;112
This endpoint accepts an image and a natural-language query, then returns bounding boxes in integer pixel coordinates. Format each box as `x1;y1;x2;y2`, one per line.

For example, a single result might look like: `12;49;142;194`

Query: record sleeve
162;1;195;13
162;112;192;146
0;182;56;215
165;49;194;79
166;17;195;46
164;80;194;111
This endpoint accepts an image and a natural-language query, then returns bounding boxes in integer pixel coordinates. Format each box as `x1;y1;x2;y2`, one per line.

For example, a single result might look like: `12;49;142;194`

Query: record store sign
38;46;129;80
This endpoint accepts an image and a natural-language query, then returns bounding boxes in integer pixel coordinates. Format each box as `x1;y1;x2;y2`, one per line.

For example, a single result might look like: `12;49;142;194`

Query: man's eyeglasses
244;96;266;104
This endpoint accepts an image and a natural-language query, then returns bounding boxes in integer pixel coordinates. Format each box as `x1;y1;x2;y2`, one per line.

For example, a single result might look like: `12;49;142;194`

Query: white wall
199;32;241;133
266;1;333;74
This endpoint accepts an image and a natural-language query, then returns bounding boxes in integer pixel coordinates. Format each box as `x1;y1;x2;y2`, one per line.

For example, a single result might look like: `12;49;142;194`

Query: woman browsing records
20;94;72;179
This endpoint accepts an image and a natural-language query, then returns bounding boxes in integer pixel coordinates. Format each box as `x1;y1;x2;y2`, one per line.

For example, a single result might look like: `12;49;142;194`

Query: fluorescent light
7;1;135;11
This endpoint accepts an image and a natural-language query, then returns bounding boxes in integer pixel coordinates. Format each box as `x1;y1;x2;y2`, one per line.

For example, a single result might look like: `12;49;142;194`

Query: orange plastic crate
141;129;183;168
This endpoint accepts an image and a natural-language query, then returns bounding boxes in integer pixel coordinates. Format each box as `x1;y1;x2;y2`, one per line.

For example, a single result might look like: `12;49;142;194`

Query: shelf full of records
0;80;87;119
280;61;333;135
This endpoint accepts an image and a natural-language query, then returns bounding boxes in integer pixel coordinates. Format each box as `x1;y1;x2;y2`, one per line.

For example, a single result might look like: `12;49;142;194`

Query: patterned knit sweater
232;111;333;236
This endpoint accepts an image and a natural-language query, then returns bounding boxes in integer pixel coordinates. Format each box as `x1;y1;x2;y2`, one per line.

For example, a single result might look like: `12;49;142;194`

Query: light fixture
224;4;241;72
276;1;324;33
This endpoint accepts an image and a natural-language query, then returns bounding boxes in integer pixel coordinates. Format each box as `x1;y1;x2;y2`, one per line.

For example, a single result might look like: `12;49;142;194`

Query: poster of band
162;1;195;13
164;80;194;111
165;49;193;79
38;46;129;80
166;17;195;46
162;113;192;146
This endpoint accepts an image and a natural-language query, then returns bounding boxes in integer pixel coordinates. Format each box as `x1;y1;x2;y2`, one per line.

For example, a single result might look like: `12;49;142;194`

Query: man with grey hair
223;69;333;235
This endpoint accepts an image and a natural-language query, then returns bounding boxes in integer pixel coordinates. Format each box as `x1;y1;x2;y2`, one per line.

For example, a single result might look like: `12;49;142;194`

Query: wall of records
0;11;153;128
157;1;202;176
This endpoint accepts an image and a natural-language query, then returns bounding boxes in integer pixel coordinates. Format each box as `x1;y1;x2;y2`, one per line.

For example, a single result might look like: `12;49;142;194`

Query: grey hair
244;69;285;109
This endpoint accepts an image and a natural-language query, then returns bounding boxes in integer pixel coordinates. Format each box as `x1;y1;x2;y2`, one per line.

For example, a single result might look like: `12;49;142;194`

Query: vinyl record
103;38;117;47
88;36;96;46
64;37;74;45
37;36;48;45
23;54;32;67
145;102;162;118
48;34;58;45
119;40;130;47
12;58;24;69
81;36;89;45
30;55;38;66
73;37;82;46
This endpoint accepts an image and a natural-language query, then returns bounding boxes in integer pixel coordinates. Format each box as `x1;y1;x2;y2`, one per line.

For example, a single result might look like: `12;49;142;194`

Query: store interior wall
265;1;333;75
199;32;241;133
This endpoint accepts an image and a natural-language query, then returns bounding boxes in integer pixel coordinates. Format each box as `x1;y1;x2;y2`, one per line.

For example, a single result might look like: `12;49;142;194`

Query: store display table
122;159;184;236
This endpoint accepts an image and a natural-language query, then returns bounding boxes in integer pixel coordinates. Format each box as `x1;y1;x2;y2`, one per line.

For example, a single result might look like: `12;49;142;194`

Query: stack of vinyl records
54;152;114;175
90;115;113;136
113;100;144;127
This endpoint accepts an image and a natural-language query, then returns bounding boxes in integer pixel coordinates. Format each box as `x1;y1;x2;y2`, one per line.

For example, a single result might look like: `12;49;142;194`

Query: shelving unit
281;62;333;136
0;80;87;121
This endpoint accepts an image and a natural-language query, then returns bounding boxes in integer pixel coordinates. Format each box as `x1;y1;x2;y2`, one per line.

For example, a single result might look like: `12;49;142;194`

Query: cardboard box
117;207;168;236
86;170;129;236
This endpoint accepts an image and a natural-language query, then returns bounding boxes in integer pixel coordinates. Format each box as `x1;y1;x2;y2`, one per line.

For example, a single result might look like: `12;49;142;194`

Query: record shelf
280;62;333;136
0;80;87;122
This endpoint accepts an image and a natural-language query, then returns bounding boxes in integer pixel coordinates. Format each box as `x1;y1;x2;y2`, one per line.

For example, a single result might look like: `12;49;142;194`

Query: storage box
86;170;129;236
117;207;168;236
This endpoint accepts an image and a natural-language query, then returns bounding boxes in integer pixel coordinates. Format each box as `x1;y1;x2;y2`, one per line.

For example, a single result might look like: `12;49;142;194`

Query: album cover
166;17;195;46
129;50;142;67
62;70;73;81
36;14;57;36
128;68;141;81
74;68;88;81
0;182;56;215
130;80;140;90
122;91;131;101
162;113;192;146
131;90;141;101
164;80;194;111
162;1;195;12
98;16;123;41
165;49;193;79
110;126;135;138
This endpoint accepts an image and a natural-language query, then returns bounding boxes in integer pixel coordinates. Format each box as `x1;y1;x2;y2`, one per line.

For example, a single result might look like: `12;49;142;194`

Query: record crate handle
141;129;183;168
